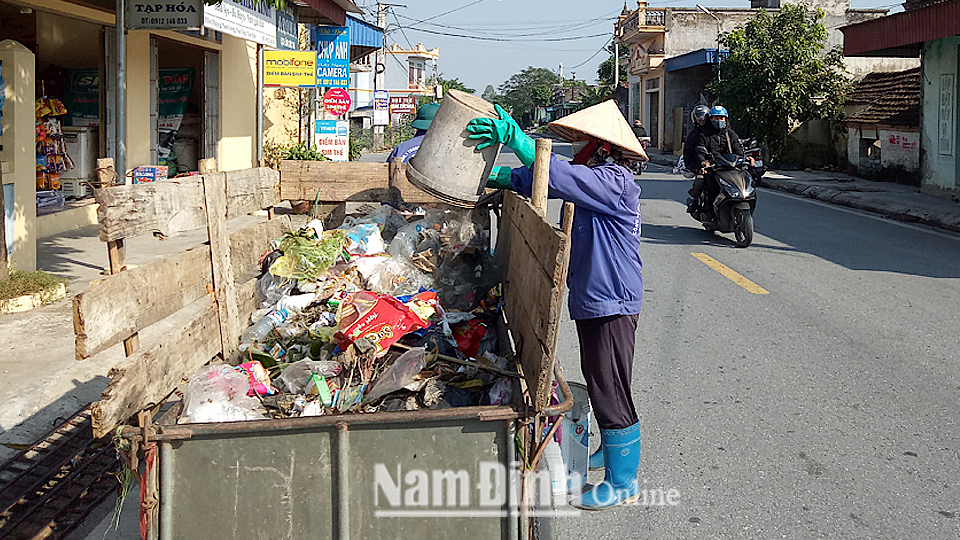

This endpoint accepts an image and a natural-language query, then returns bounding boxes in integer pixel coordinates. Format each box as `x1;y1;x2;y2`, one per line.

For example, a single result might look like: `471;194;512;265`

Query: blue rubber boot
588;446;604;471
573;422;641;511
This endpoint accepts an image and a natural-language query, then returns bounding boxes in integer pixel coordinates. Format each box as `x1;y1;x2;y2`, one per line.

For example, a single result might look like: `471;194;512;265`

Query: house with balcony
615;0;917;155
383;42;439;97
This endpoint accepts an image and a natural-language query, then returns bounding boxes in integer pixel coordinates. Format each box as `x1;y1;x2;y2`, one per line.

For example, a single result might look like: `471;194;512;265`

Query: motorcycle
687;147;762;248
630;136;651;176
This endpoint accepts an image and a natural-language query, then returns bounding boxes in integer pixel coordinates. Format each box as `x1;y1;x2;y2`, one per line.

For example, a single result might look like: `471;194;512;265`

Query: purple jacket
511;155;643;320
386;132;426;163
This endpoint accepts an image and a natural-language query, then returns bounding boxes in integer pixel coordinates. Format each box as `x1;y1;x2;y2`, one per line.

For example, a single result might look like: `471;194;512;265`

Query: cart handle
541;363;574;417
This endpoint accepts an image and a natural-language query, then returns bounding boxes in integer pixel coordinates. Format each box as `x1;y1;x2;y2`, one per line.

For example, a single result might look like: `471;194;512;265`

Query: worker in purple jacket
385;102;438;163
468;100;648;511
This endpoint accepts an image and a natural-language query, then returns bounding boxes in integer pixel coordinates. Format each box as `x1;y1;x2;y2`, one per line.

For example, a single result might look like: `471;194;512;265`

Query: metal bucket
406;89;502;207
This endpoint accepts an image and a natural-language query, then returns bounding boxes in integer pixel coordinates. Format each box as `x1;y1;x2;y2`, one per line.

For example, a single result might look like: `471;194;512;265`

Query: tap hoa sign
263;51;317;88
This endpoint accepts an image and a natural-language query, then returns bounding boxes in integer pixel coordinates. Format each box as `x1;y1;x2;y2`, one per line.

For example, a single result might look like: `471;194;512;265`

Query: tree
708;4;849;161
435;76;475;95
497;67;562;120
597;48;628;87
481;84;499;102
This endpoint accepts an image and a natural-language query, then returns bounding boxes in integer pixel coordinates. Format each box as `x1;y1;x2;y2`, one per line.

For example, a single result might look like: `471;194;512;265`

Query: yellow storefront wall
1;0;262;270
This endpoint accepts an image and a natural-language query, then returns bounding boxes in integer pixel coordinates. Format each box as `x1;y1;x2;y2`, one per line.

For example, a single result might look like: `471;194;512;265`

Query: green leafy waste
269;229;349;282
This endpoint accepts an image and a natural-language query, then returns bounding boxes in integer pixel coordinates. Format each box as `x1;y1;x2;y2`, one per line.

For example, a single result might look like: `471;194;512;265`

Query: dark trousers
576;314;639;430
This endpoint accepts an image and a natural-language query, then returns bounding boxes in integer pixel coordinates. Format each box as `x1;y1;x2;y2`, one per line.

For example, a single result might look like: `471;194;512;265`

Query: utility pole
614;43;619;87
373;2;387;149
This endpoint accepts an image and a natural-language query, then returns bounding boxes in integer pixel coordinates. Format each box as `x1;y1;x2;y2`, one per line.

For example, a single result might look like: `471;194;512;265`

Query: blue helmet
710;105;728;117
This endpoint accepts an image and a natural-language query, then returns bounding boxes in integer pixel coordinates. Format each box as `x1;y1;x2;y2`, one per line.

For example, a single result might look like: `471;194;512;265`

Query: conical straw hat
548;100;649;161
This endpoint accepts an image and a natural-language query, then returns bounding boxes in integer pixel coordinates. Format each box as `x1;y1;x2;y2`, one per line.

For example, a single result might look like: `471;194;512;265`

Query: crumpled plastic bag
341;223;385;256
257;272;296;309
179;364;266;424
355;256;433;297
279;359;342;394
361;347;428;405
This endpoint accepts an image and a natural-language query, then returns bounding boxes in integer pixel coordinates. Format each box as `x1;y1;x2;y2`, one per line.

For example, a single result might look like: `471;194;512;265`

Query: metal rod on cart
531;139;551;213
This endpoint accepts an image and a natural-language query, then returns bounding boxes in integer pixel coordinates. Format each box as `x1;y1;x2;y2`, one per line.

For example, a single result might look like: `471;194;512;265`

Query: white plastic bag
179;364;266;424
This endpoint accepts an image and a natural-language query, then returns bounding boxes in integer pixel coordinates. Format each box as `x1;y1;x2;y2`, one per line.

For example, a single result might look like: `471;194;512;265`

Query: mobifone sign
263;51;317;88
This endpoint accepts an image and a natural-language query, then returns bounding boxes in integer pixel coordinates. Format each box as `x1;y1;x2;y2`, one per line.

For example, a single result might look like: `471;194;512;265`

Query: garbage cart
75;154;574;540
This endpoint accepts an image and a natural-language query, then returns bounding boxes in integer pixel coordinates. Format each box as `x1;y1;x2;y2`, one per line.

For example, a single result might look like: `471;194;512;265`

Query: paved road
60;147;960;539
552;160;960;539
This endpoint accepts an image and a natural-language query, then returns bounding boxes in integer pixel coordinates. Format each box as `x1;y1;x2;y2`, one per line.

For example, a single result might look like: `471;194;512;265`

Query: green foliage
436;77;475;94
578;86;612;109
283;141;330;161
707;4;850;161
597;49;628;87
0;270;67;302
348;129;368;161
497;67;562;118
481;85;500;102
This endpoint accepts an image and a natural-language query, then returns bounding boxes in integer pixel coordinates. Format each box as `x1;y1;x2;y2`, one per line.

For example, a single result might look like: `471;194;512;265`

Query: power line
400;27;612;42
570;37;613;69
402;0;496;30
395;11;619;38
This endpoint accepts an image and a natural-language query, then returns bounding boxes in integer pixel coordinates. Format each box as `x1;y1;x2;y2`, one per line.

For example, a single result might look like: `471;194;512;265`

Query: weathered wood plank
96;167;280;242
75;218;291;360
89;275;261;438
202;171;240;359
498;191;570;411
90;299;221;438
279;160;444;204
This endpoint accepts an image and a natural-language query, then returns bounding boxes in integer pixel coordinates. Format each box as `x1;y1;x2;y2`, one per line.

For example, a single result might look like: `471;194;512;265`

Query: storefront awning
346;14;383;62
666;48;729;72
294;0;361;26
841;0;960;57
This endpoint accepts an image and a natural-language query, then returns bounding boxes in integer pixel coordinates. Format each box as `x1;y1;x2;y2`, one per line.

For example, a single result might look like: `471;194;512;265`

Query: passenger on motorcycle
683;105;711;213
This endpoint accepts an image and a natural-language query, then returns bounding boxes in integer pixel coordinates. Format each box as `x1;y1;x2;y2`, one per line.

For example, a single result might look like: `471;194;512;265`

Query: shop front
0;0;360;271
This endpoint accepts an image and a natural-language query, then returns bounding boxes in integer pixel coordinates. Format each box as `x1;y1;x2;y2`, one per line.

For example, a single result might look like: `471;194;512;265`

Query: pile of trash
179;204;515;424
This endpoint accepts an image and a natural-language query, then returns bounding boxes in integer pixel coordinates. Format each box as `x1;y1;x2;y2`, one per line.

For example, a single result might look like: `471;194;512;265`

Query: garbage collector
385;102;439;163
467;100;647;511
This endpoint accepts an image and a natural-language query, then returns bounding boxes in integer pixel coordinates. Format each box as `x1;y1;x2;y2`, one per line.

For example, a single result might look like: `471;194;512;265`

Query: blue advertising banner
315;25;350;88
276;6;297;51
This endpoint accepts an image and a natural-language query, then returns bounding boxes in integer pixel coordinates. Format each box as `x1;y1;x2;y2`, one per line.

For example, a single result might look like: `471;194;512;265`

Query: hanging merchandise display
35;96;75;195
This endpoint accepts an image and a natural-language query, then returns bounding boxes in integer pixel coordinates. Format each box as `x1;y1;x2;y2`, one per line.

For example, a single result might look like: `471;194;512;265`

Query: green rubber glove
466;104;537;169
487;166;513;190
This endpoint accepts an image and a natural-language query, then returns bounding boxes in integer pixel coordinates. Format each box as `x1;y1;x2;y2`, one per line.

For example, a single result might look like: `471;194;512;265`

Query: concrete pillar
0;40;37;271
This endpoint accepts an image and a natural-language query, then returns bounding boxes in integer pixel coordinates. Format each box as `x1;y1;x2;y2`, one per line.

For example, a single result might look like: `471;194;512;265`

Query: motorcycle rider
684;104;712;214
696;105;752;219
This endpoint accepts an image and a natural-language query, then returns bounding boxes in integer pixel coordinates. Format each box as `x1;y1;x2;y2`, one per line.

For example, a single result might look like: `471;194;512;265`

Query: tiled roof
846;67;921;128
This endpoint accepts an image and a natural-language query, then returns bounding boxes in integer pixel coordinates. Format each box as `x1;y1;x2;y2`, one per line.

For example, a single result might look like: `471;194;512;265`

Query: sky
350;0;903;94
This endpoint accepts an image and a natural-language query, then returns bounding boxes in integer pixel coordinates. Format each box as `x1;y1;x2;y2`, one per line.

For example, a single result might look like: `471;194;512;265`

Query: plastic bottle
240;305;290;344
277;292;319;313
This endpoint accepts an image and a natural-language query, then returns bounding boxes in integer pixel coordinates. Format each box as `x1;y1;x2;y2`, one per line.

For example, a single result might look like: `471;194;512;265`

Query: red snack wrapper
335;291;426;356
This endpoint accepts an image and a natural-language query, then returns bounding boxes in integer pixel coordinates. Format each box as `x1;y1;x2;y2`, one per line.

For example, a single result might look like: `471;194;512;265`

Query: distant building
844;68;921;184
615;0;917;154
383;43;439;97
842;0;960;198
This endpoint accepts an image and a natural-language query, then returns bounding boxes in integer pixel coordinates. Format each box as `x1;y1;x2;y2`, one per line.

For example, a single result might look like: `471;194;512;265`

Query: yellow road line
691;253;769;295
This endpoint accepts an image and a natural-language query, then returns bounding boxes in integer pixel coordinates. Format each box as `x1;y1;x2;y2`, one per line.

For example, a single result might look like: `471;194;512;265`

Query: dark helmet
691;104;711;125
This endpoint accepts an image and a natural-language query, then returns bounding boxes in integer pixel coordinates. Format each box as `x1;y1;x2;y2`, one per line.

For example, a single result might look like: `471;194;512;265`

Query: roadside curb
642;150;960;235
758;178;960;235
